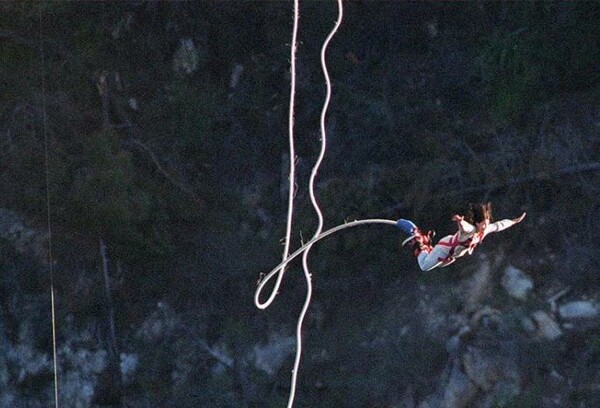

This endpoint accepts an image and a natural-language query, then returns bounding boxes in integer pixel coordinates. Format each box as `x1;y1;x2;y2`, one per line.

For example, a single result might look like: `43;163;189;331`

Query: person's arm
486;212;527;233
452;214;476;234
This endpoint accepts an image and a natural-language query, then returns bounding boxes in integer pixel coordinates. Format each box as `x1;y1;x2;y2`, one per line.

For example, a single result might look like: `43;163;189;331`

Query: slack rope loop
255;219;397;306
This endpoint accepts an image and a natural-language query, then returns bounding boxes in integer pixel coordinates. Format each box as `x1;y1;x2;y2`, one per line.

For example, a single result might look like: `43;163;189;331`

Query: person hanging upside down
396;203;526;271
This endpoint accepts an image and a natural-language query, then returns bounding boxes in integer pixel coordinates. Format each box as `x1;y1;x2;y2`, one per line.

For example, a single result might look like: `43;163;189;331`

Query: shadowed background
0;1;599;407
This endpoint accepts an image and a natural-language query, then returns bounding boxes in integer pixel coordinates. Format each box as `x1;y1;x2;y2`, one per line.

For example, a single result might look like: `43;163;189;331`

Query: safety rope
291;0;343;405
266;0;301;311
253;1;405;407
38;6;60;407
253;1;301;404
257;219;398;295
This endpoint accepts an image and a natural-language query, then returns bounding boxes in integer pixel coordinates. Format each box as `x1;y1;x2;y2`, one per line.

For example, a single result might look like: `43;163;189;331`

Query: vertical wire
38;5;60;407
254;0;300;310
289;0;344;406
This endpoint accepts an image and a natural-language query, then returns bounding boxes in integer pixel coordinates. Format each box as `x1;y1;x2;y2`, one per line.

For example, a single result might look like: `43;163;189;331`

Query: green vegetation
0;1;598;406
475;2;599;122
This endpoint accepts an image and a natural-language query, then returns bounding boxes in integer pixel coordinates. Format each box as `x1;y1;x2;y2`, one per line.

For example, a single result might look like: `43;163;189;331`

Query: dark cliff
0;2;598;407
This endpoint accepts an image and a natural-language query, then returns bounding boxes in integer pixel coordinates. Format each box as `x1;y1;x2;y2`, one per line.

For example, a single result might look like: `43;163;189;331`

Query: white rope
255;0;300;311
253;1;405;406
257;219;397;298
38;6;60;407
290;0;343;406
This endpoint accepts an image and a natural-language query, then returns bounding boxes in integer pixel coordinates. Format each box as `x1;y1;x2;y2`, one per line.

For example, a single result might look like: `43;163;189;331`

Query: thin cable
289;1;343;406
39;6;60;407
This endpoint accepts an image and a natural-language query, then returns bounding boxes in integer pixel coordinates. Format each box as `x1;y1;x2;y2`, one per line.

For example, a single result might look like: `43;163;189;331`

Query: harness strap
435;231;483;263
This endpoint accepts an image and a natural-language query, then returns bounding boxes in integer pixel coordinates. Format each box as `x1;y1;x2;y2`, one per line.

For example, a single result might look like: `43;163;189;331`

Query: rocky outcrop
458;254;494;313
531;311;563;340
172;38;200;76
462;346;520;393
419;362;478;408
252;333;295;376
0;209;47;261
558;301;598;320
501;265;534;301
419;345;521;408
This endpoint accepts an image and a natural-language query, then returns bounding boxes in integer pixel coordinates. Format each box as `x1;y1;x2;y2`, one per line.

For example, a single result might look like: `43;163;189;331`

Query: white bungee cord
256;0;300;312
254;1;399;407
292;0;343;405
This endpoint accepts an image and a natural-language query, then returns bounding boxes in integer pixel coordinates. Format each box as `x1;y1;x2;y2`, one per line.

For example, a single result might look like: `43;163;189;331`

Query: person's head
466;202;493;232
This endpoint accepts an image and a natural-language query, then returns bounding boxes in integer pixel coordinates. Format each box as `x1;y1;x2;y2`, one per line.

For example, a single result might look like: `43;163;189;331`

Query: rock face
172;38;200;75
459;255;493;313
419;363;477;408
0;209;47;261
462;347;520;393
531;311;563;340
0;319;110;408
501;265;534;301
419;346;521;408
558;301;598;319
251;333;295;376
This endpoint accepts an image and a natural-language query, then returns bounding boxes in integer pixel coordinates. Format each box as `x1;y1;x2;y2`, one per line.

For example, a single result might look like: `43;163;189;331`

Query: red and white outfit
417;218;521;271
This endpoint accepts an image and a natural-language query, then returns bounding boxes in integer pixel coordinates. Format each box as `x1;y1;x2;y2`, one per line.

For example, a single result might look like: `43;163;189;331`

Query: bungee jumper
396;202;526;271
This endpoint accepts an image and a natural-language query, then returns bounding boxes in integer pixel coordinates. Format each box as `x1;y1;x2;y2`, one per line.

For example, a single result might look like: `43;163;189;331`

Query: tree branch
126;137;205;207
94;71;205;207
99;238;118;358
381;162;600;216
198;339;234;368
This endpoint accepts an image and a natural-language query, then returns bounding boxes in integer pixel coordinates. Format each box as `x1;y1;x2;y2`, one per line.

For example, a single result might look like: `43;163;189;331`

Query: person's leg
417;242;451;271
